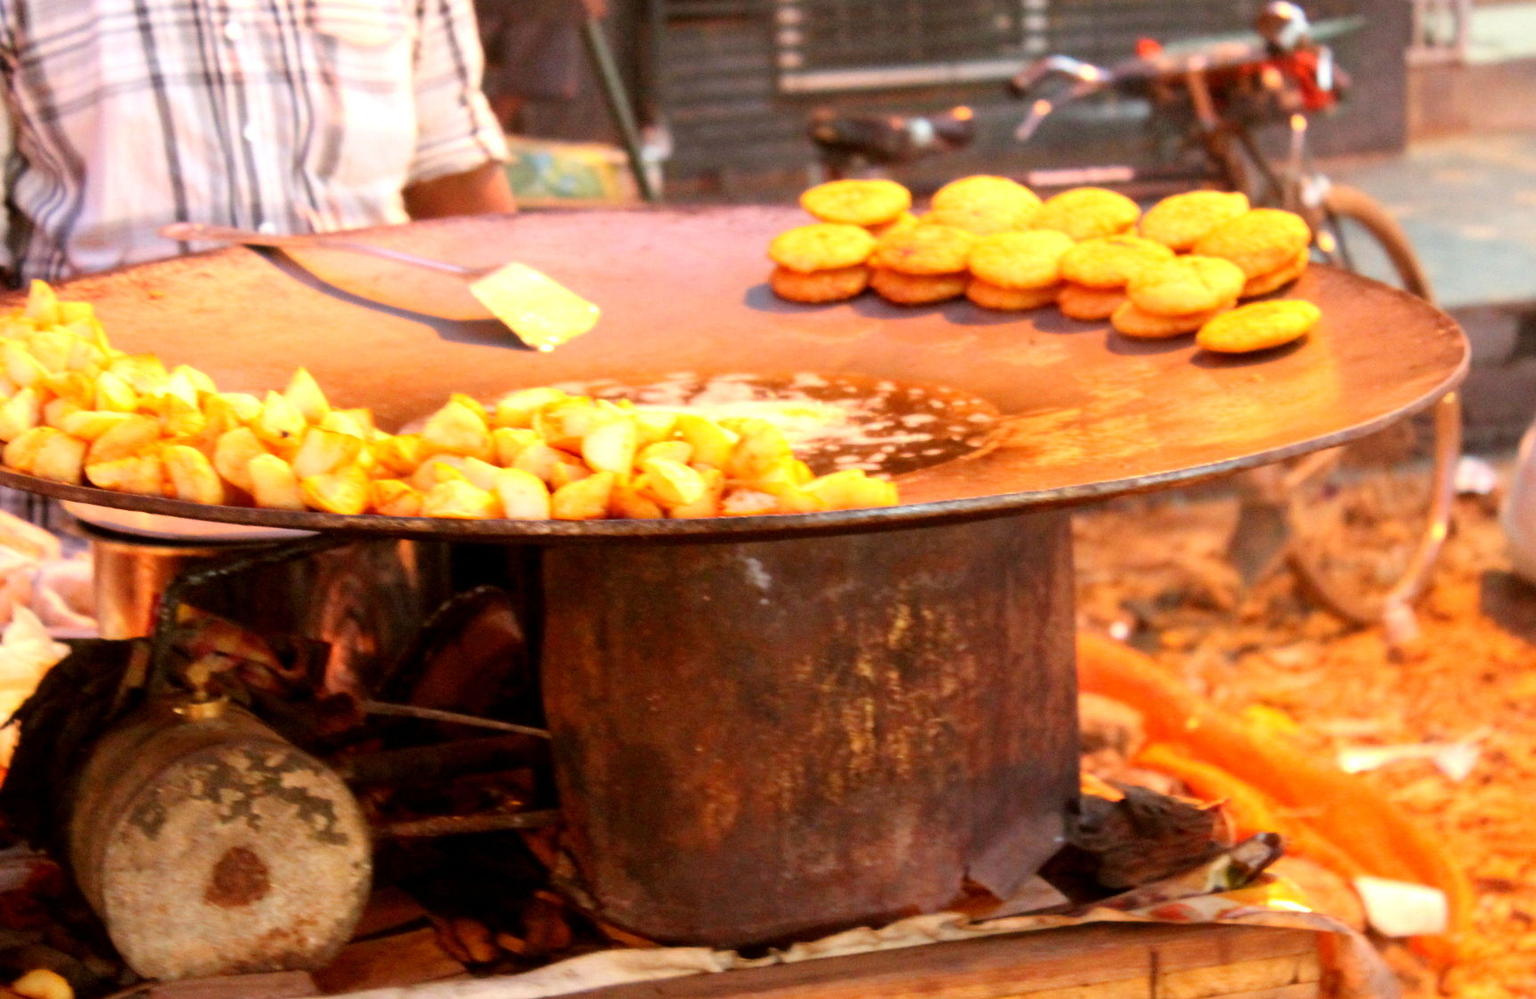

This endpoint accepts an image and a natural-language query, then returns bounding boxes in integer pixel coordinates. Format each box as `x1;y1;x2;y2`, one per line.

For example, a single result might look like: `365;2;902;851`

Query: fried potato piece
4;427;84;483
372;433;424;477
1139;190;1251;251
107;354;170;395
1111;300;1233;339
803;469;899;510
720;487;781;516
1126;255;1247;316
155;394;207;439
800;178;912;226
666;466;725;518
23;279;61;327
768;223;877;274
493;386;569;429
422;398;493;460
214;427;269;494
59;410;137;442
370;479;424;517
1057;283;1128;322
967;229;1075;290
42;396;82;433
573;416;635;476
0;387;41;442
248;453;305;510
455;457;502;491
1197;299;1321;353
674;414;738;470
534;398;623;453
13;968;72;999
93;371;139;413
1060;234;1174;289
256;390;306;445
301;464;370;515
551;471;615;520
421;478;499;519
87;413;160;464
411;456;470;491
1031;187;1140;241
769;264;871;304
609;476;665;519
966;278;1061;311
163;444;226;505
927;175;1041;234
4;343;48;388
1193;208;1312;278
319;407;372;439
511;441;566;484
638;457;707;507
491;426;538;466
494;467;553;519
723;418;794;481
291;427;365;479
1241;248;1310;298
85;455;165;496
870;267;968;305
873;223;975;275
632;410;677;448
638;440;692;465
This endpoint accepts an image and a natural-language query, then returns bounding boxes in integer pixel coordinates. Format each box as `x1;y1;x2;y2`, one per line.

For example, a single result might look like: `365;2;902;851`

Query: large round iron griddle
1;207;1467;540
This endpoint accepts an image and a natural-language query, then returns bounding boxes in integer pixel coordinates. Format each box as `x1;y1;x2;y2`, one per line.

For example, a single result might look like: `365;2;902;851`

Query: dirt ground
1072;478;1536;998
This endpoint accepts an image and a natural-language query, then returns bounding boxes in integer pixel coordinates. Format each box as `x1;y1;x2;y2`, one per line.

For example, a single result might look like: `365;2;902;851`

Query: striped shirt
0;0;509;283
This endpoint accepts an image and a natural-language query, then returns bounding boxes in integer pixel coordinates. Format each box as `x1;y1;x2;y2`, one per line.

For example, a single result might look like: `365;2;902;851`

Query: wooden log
67;702;372;982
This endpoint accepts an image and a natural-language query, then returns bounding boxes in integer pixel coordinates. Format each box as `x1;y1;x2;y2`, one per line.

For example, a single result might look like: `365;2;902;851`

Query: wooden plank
138;972;318;999
566;924;1322;999
1161;952;1322;999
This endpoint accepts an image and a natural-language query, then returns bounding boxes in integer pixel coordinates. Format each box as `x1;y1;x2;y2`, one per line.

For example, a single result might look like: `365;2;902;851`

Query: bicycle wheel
1281;183;1460;631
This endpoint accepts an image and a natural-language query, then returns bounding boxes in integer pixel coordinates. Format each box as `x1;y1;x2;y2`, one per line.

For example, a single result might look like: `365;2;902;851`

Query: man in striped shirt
0;0;516;284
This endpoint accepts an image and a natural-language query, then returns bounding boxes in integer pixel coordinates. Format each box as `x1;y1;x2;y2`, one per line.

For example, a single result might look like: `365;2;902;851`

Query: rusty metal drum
540;509;1079;946
67;700;371;980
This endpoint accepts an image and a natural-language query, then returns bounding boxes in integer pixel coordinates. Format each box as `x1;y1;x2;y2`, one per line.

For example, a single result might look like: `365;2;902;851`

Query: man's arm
403;161;517;219
405;0;514;218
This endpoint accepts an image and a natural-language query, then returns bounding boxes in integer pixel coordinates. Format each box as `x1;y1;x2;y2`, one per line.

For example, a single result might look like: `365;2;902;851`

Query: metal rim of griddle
1;209;1468;544
0;381;1464;544
2;306;1469;543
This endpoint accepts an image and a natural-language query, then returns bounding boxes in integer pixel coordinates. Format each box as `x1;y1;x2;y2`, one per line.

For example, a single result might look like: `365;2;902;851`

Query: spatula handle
159;222;474;276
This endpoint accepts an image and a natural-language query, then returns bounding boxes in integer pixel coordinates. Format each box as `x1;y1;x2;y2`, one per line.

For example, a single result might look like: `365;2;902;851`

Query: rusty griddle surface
0;207;1468;541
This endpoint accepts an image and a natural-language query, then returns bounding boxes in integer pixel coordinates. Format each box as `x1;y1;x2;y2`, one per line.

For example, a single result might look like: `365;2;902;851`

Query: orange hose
1079;631;1473;963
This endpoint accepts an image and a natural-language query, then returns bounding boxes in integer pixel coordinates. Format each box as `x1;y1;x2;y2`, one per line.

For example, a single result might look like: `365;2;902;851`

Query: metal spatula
159;222;600;352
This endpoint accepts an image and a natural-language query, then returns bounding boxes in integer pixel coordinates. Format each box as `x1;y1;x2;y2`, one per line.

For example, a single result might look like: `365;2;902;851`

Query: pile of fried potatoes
768;177;1321;354
0;281;898;521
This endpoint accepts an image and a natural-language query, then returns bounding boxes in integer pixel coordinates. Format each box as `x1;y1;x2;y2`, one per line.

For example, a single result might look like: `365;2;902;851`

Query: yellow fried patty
1030;187;1141;241
1197;299;1321;353
1139;190;1251;251
927;175;1042;234
1060;234;1174;289
967;229;1076;290
1193;208;1312;279
769;264;872;303
800;179;913;226
1126;255;1247;316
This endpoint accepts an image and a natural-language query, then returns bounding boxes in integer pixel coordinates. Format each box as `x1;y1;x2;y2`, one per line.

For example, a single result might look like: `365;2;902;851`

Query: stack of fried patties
766;178;1322;353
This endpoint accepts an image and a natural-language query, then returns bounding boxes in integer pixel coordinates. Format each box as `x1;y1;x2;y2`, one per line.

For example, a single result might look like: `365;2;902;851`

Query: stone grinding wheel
68;702;371;980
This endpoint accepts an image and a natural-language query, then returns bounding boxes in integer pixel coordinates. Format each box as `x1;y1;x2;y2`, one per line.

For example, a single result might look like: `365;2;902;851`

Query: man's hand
403;161;517;219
